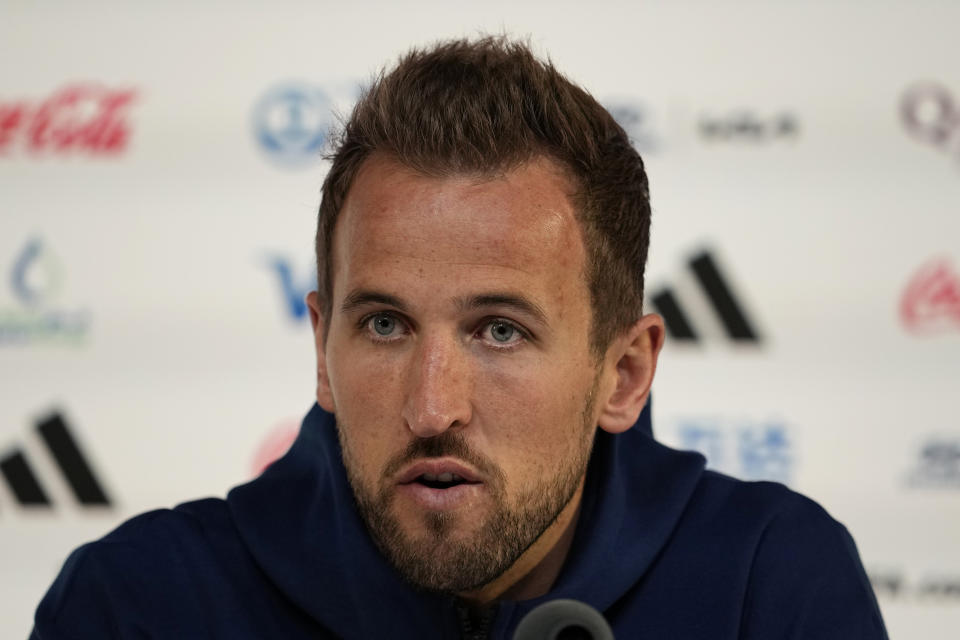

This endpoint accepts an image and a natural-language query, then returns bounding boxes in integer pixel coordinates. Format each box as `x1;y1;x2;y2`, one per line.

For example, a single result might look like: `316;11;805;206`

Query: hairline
318;151;615;360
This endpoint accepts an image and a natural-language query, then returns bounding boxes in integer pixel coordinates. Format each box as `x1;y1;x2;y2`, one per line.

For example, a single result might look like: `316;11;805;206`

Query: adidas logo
648;250;761;343
0;411;111;509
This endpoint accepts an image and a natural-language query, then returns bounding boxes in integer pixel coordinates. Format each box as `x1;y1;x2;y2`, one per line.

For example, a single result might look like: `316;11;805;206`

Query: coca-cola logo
900;257;960;334
0;84;137;155
900;82;960;162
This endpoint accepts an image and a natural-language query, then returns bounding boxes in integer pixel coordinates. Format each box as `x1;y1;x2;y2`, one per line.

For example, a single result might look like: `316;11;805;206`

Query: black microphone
512;599;614;640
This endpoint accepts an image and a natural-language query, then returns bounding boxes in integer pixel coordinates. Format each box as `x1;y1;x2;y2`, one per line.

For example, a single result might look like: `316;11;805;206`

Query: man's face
312;155;608;594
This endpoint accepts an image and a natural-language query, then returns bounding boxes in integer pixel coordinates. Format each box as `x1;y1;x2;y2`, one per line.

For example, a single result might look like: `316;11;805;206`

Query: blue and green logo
0;237;91;345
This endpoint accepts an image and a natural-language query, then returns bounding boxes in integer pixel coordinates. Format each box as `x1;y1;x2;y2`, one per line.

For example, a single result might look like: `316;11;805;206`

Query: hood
226;400;704;638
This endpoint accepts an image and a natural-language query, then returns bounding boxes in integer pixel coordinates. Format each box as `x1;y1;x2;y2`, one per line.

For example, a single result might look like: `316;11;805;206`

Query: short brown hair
317;36;650;355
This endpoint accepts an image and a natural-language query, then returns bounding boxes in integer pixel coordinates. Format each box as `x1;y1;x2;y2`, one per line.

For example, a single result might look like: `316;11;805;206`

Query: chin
395;504;483;542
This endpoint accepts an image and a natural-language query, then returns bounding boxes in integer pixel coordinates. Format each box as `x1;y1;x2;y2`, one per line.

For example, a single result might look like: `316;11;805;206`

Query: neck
458;476;585;605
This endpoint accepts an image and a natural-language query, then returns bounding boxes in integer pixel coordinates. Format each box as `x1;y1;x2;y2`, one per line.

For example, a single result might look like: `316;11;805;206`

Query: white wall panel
2;2;958;638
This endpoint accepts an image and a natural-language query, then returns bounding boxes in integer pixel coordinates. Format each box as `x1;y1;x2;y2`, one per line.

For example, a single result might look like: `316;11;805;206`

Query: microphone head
512;599;614;640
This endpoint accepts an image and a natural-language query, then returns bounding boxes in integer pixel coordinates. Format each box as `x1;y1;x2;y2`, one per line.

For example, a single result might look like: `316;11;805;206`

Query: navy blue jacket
32;404;887;639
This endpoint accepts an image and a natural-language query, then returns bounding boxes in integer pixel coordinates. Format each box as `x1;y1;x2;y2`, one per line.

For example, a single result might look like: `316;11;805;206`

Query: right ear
306;291;336;413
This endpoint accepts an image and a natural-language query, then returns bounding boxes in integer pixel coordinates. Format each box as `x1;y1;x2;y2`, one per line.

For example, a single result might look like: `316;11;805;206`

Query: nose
402;332;473;438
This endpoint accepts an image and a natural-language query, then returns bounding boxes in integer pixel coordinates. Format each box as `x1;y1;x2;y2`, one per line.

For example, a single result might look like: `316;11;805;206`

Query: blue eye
489;321;516;343
480;319;527;348
370;314;397;336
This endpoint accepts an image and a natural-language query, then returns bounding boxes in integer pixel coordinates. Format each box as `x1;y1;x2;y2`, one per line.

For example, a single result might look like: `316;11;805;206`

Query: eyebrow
456;293;549;326
340;290;409;314
339;289;549;325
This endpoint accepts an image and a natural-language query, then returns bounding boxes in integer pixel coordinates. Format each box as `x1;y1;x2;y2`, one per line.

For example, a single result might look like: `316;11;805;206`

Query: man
33;38;887;639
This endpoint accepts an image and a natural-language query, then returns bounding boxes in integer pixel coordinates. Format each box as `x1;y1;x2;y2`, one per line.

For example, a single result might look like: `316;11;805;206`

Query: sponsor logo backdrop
2;2;958;638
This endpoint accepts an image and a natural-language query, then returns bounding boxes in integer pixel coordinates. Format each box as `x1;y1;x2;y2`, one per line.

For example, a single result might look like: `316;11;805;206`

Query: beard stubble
337;376;600;595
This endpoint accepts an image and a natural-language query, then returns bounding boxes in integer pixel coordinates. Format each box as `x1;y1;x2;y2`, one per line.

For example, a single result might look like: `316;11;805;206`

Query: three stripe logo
0;411;111;509
649;250;761;343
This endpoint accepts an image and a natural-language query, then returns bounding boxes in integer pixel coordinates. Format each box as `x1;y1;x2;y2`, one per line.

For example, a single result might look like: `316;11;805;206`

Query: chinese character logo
676;419;794;484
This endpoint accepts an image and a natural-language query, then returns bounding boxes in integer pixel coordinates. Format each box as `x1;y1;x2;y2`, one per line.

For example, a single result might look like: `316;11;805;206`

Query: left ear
596;313;665;434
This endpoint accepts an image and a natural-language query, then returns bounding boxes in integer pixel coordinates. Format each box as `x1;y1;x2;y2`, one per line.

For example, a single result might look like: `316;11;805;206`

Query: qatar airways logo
0;84;138;155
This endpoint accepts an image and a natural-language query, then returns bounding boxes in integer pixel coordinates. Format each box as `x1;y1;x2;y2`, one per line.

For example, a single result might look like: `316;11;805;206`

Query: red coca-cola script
900;258;960;333
0;84;137;155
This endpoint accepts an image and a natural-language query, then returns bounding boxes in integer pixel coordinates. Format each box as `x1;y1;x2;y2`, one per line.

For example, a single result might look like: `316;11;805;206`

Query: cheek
475;356;593;468
329;335;405;410
328;344;407;477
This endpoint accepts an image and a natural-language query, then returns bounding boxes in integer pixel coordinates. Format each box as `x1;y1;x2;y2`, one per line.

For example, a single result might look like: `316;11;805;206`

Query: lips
395;458;485;510
396;458;483;486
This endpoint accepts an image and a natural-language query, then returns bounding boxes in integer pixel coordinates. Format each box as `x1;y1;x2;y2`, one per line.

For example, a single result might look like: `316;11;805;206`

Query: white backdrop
2;1;959;638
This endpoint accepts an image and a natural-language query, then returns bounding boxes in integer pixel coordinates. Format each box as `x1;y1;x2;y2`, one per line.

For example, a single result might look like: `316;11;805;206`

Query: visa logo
265;256;316;322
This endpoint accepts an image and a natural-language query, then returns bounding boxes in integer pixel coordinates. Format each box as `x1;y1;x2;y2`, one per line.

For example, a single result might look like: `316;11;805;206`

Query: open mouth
414;472;477;490
396;458;484;499
397;462;485;509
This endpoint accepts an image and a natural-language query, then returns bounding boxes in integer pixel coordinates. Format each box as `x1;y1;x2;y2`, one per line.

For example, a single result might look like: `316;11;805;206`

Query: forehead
331;155;588;307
